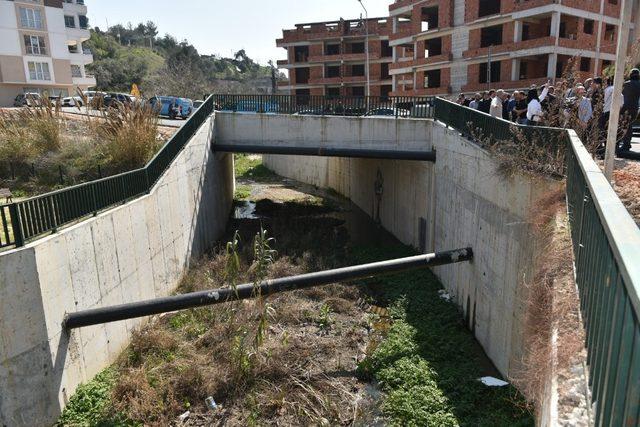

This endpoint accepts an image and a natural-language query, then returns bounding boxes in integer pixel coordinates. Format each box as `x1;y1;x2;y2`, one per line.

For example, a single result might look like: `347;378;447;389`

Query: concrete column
511;58;519;81
514;20;522;42
550;12;561;41
547;53;558;80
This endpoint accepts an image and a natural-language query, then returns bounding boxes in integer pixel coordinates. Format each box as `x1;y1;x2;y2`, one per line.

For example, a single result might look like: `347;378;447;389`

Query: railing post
145;168;151;194
9;203;24;247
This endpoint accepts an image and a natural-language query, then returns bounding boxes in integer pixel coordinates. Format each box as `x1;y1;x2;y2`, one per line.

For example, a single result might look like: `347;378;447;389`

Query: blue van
149;96;180;119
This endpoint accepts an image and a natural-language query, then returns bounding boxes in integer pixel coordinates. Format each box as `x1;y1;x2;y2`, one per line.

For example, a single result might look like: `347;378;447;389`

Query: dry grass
613;164;640;224
0;99;63;162
95;102;161;171
103;221;372;426
512;187;585;418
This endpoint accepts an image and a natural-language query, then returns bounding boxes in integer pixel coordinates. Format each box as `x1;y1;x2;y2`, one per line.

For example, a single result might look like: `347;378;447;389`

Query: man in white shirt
576;87;593;128
526;83;550;125
468;93;481;109
489;90;503;118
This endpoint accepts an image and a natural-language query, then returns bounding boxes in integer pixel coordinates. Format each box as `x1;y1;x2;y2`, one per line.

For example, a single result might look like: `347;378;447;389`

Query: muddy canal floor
59;161;534;426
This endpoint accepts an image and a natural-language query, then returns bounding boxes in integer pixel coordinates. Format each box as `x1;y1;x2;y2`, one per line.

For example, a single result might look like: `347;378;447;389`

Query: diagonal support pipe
63;248;473;329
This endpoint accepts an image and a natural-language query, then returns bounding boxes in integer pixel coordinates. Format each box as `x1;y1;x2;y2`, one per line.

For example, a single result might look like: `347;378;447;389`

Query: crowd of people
456;68;640;156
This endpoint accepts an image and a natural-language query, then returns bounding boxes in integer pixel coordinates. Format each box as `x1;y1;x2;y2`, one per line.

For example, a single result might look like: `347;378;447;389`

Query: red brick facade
278;0;630;98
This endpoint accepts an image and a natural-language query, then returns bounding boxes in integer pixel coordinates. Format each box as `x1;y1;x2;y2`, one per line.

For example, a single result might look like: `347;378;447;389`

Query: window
19;8;43;29
71;64;82;77
351;86;365;97
78;15;88;29
64;15;75;28
381;40;393;57
584;19;594;35
28;61;51;80
349;42;365;54
381;63;390;80
294;45;309;62
480;25;503;48
326;87;340;99
424;70;441;88
479;61;501;84
351;64;365;76
294;67;309;84
325;43;340;55
580;57;590;72
479;0;500;18
426;38;442;56
605;24;615;41
24;35;46;55
326;65;341;78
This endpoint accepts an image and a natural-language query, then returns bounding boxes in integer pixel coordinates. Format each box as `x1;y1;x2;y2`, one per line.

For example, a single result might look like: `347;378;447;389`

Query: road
60;106;185;128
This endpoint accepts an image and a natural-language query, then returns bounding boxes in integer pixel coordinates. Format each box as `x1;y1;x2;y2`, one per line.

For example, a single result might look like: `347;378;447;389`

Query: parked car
61;95;84;107
177;98;194;119
13;93;42;107
102;93;133;109
365;107;410;117
149;96;181;119
193;100;205;109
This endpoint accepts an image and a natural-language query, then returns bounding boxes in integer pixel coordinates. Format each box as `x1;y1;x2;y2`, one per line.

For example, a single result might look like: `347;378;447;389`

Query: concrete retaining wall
0;114;234;426
256;115;560;379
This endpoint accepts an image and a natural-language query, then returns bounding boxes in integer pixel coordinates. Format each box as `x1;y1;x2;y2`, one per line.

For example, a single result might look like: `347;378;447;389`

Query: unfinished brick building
278;0;629;97
276;17;394;98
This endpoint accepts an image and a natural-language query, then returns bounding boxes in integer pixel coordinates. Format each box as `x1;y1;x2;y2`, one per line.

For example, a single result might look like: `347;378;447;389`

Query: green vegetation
354;244;534;427
87;23;284;98
234;154;277;181
234;184;251;200
57;369;137;426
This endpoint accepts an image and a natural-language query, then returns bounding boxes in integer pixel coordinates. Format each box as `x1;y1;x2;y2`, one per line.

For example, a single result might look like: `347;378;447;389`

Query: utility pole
604;0;635;181
357;0;371;101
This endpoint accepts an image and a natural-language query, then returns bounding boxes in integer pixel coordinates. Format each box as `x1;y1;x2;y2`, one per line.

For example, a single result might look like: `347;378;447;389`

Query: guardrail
0;95;215;248
566;131;640;426
209;94;435;118
435;97;640;424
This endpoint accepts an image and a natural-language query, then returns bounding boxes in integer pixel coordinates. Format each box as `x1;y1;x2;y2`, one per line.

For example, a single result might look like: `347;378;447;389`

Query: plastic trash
438;289;452;302
178;411;190;422
205;396;218;411
478;376;509;387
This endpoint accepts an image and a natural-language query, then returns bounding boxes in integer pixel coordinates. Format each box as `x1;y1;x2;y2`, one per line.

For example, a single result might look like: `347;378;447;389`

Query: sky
87;0;392;65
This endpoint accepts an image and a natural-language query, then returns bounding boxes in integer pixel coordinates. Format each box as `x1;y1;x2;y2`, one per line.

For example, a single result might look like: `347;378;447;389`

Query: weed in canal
234;184;251;200
354;244;534;427
234;154;277;181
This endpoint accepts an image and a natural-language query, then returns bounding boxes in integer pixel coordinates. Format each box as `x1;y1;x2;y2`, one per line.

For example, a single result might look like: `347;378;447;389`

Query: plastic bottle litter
178;411;190;422
205;396;218;411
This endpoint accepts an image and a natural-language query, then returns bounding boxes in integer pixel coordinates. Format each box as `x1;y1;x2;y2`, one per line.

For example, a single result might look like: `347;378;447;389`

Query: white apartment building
0;0;95;106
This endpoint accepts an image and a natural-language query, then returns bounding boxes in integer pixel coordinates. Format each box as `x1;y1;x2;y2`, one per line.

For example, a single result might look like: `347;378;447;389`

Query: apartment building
388;0;627;96
278;0;632;97
276;17;394;98
0;0;95;106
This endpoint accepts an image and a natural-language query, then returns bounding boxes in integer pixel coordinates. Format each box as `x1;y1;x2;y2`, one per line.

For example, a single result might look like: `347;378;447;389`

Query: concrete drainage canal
58;155;534;426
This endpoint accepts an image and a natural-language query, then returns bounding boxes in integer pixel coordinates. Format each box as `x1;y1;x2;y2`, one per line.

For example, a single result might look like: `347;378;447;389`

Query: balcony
390;53;453;71
307;52;383;63
278;19;391;45
463;36;556;58
310;75;368;85
63;1;88;15
72;75;96;87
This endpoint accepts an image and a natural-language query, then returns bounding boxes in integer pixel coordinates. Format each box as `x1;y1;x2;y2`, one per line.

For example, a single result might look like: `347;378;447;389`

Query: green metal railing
433;97;568;151
209;94;435;118
0;95;215;247
566;133;640;426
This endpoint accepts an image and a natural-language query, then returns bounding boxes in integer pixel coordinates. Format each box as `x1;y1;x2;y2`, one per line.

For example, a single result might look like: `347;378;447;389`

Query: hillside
86;22;284;99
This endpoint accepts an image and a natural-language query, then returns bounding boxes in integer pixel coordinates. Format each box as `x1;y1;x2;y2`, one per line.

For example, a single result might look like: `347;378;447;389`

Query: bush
96;102;160;172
